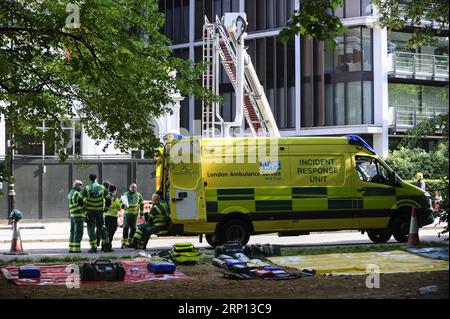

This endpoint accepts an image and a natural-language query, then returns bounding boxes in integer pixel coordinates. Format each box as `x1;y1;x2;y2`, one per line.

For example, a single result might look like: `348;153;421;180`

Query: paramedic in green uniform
104;184;121;247
131;193;168;250
68;180;84;253
121;183;144;248
80;174;112;253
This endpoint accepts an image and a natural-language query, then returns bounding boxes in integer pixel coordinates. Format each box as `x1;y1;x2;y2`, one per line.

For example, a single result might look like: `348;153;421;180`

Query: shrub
386;144;448;180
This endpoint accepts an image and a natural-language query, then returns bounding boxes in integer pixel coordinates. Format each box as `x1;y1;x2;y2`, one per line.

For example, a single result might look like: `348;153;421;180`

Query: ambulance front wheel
367;230;392;243
392;215;411;243
219;219;251;246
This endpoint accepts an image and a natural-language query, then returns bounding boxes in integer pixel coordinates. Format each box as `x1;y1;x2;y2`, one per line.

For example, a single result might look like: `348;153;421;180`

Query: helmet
9;209;23;221
415;172;424;180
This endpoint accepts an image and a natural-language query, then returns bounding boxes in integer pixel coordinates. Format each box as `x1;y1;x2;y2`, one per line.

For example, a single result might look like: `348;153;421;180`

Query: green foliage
281;0;448;48
372;0;449;48
280;0;346;45
400;113;449;149
386;144;448;180
0;0;217;167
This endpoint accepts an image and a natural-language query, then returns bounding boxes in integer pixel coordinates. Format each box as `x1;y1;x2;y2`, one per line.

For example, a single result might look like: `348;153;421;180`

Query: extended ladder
202;14;280;138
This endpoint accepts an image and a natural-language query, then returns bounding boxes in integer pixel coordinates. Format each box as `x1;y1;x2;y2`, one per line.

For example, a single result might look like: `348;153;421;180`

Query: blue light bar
346;135;376;154
163;133;184;143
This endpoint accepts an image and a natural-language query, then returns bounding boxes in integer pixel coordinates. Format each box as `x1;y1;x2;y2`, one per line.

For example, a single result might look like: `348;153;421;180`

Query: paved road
0;221;447;261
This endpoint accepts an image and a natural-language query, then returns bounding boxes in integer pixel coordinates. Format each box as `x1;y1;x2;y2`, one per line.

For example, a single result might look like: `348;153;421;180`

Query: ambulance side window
355;156;391;185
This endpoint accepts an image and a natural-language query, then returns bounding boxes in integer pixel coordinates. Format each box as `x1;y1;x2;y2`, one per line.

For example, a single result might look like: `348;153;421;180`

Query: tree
280;0;345;45
399;113;449;236
0;0;214;167
372;0;449;48
281;0;449;47
399;113;449;149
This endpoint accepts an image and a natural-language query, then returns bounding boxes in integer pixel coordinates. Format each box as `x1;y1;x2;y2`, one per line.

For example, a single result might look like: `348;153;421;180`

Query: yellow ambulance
155;134;434;246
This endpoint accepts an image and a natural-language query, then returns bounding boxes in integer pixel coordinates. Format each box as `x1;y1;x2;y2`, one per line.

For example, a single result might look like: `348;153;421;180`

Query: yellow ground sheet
268;250;449;276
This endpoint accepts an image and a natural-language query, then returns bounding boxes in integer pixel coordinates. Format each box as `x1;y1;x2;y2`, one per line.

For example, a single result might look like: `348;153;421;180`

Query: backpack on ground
79;259;126;282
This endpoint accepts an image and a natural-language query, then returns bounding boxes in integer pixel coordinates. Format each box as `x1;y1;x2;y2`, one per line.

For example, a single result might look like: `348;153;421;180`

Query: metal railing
388;51;449;80
389;105;448;128
0;154;142;161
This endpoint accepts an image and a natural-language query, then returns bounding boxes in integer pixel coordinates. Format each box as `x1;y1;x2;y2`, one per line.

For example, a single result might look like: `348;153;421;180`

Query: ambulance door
168;139;207;223
289;147;356;230
353;155;396;229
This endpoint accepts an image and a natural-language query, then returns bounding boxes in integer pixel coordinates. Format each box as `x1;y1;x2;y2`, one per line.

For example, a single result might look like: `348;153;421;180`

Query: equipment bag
224;259;244;268
79;260;126;282
18;266;41;278
229;264;249;273
233;253;250;263
212;258;227;268
171;252;201;264
147;261;176;274
250;269;273;278
171;242;200;264
247;244;282;257
214;240;249;257
172;242;196;252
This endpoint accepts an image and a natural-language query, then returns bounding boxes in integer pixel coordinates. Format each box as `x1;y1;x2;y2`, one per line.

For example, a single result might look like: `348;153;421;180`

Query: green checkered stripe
205;187;424;222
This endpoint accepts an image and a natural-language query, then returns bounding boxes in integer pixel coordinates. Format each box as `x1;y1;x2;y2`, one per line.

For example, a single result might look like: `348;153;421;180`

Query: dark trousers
69;217;84;252
122;213;138;245
104;216;118;245
86;211;109;248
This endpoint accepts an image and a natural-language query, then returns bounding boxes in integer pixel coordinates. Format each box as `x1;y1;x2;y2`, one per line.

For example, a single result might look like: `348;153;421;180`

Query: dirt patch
0;264;448;299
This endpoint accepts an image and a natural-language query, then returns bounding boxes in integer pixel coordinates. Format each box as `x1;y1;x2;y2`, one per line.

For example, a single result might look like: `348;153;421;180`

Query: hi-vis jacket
123;191;144;215
104;196;122;218
80;182;110;213
148;202;169;227
68;188;84;218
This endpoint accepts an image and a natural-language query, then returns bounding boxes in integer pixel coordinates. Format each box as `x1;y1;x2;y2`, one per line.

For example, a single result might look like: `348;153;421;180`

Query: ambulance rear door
168;139;207;223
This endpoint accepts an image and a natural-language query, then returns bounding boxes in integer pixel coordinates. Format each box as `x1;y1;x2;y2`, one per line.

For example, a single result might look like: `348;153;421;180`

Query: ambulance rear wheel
392;215;411;243
205;234;219;247
367;230;392;243
219;219;250;246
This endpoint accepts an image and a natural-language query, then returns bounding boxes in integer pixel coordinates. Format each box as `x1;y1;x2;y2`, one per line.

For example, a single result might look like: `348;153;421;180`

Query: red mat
0;260;190;286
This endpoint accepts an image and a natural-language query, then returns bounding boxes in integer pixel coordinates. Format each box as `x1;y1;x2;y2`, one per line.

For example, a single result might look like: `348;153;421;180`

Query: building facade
160;0;448;158
0;0;448;220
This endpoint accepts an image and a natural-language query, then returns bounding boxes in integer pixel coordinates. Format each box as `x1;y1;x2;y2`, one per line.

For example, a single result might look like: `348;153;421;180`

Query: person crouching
130;193;168;250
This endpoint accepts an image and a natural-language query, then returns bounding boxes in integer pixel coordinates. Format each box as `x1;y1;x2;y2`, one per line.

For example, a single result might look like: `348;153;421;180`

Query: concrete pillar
0;115;5;157
373;132;389;159
372;25;390;158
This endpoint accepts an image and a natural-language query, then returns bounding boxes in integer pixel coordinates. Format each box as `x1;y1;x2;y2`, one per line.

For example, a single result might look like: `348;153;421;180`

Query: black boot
88;247;97;253
104;243;113;253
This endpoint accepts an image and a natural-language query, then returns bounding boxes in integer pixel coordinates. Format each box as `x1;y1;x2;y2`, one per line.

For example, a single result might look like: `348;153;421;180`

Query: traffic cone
407;207;420;247
3;219;28;255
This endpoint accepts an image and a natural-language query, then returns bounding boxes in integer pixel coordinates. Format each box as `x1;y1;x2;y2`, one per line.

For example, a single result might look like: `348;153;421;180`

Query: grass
281;241;448;257
0;242;447;265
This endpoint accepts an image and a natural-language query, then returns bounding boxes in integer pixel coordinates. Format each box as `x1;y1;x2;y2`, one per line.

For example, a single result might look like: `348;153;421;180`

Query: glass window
15;120;81;157
345;0;360;18
361;0;373;15
246;0;293;32
325;84;334;126
355;156;392;185
363;81;373;124
335;83;345;125
334;35;346;72
324;42;334;74
345;28;362;72
346;81;362;125
362;28;372;71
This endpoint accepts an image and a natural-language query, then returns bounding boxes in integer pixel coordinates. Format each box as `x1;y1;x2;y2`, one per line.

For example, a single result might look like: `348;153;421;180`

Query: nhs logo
259;161;281;172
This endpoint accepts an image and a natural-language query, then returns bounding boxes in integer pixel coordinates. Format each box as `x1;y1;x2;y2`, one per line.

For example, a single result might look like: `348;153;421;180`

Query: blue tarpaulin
407;247;449;261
